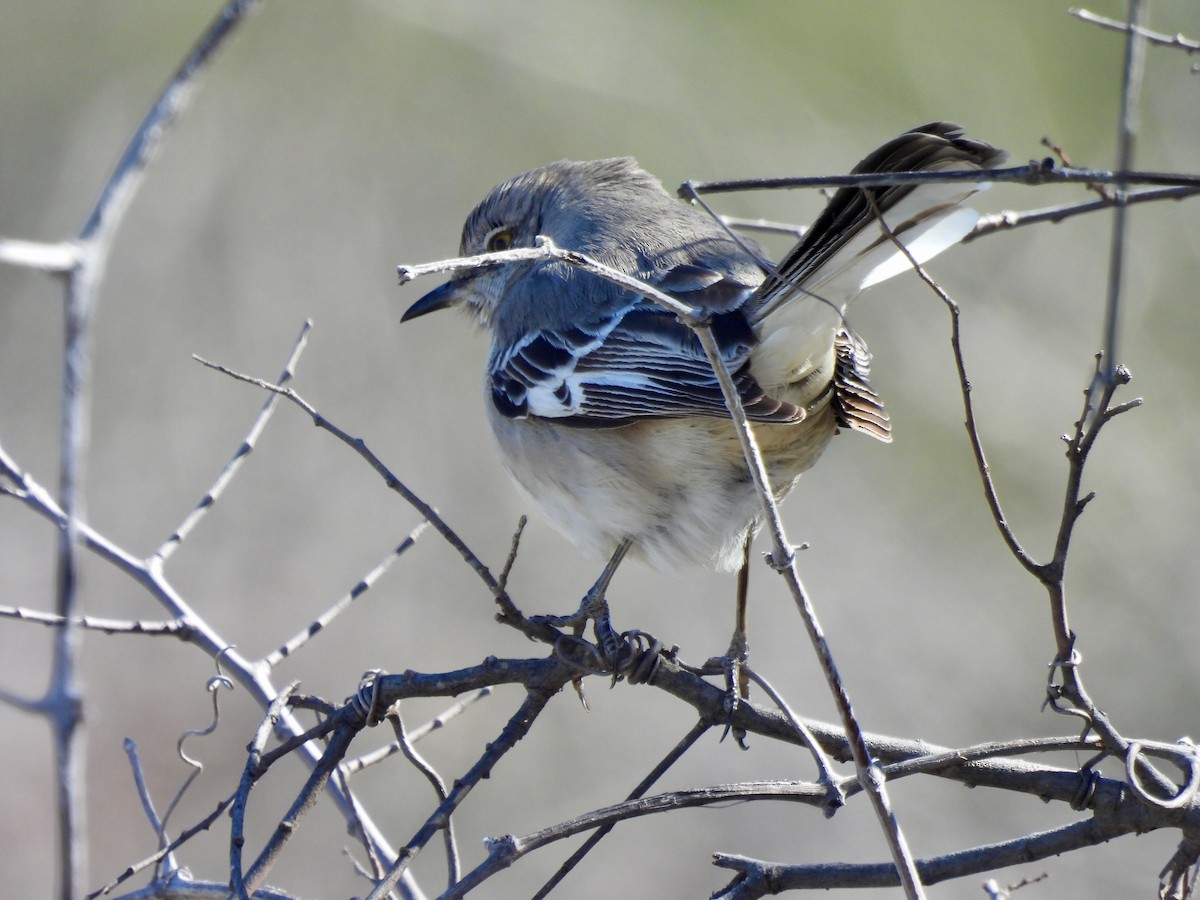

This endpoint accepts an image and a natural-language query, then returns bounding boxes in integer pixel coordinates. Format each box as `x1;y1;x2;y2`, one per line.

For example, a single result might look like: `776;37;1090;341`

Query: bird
401;122;1003;664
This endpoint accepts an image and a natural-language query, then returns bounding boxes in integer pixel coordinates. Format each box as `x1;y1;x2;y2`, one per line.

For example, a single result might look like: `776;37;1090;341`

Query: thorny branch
864;183;1189;829
222;649;1200;899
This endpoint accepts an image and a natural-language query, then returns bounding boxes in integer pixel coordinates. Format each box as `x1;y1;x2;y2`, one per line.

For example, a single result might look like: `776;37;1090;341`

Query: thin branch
0;606;188;638
96;873;298;899
263;520;428;669
491;516;551;641
51;160;93;900
470;780;834;881
448;730;1151;900
712;816;1130;897
122;739;177;875
231;682;299;900
966;186;1200;240
724;185;1200;251
87;795;235;898
76;0;263;247
526;720;712;900
1071;7;1200;55
740;666;842;810
340;688;493;777
0;238;81;273
193;354;513;612
681;161;1200;197
240;690;367;896
388;707;460;889
156;319;313;565
719;216;807;239
865;192;1042;579
863;191;1174;811
364;687;558;900
336;772;389;884
1094;0;1147;388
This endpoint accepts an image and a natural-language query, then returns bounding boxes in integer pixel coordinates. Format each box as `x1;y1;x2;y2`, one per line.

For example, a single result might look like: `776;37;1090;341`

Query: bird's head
401;158;669;330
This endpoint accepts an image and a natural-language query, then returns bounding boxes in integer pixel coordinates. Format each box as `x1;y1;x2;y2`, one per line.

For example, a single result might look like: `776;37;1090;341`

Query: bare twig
264;520;428;669
193;354;513;614
719;216;807;239
255;710;341;773
740;665;842;811
862;126;1187;834
527;720;712;900
241;691;368;896
340;688;493;777
1093;0;1147;390
87;794;236;898
387;706;460;888
1071;7;1200;55
0;607;188;638
865;192;1043;579
681;161;1200;197
967;186;1200;240
156;319;313;565
467;780;833;889
712;817;1126;897
121;740;177;875
490;515;560;643
0;238;81;272
447;728;1148;900
231;682;299;899
364;687;558;900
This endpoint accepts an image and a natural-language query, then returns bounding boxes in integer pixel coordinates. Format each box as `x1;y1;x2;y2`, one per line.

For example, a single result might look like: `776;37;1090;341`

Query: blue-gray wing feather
489;264;800;427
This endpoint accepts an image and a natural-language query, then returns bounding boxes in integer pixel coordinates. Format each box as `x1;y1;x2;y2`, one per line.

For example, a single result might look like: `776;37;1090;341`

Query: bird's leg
534;539;632;674
722;533;753;745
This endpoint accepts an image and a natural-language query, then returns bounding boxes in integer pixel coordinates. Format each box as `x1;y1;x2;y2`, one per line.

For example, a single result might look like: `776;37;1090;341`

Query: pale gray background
2;2;1198;897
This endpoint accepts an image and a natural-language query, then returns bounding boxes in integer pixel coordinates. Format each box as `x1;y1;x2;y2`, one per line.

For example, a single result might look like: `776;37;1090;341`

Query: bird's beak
400;274;471;323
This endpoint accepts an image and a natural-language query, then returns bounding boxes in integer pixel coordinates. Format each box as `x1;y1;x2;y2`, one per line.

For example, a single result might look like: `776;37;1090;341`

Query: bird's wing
488;264;802;428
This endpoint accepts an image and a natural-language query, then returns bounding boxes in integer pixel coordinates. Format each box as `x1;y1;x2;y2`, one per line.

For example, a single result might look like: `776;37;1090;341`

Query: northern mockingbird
402;122;1003;660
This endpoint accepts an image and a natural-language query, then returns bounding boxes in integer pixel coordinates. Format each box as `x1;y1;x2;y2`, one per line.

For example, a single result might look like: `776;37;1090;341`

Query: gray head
401;158;759;336
460;158;669;258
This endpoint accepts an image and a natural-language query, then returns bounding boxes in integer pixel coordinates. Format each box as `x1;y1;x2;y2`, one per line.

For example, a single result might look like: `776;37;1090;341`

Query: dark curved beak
400;275;470;323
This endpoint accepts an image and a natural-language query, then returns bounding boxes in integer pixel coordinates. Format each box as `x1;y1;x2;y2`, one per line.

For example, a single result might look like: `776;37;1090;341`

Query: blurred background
2;1;1198;897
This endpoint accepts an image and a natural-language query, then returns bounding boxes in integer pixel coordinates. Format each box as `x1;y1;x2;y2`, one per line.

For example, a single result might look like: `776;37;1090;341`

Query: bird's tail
746;123;1005;383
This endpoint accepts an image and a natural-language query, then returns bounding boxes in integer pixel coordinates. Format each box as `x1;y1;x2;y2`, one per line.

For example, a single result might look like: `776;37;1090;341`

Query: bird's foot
533;589;632;681
706;627;751;748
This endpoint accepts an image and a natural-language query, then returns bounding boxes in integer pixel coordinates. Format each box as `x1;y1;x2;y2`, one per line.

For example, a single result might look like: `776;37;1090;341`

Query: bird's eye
486;228;514;253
